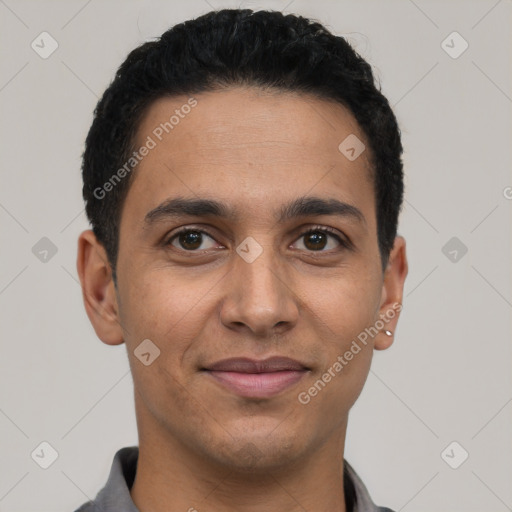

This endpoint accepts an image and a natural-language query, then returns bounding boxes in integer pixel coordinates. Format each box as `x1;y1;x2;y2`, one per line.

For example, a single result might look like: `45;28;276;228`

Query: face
79;87;407;472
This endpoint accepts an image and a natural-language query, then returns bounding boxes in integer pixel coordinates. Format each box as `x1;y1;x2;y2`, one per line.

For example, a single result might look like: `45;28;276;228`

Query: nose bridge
221;236;298;335
239;241;282;297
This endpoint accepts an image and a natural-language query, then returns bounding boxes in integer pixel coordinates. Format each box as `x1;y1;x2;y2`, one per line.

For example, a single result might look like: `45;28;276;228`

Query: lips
204;357;308;373
202;357;309;398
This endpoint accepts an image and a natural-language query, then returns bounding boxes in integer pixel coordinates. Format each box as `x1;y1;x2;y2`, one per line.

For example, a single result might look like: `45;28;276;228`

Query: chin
199;419;310;473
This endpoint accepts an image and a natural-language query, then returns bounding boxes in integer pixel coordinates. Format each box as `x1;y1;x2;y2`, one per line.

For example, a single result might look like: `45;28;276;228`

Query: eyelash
164;225;350;253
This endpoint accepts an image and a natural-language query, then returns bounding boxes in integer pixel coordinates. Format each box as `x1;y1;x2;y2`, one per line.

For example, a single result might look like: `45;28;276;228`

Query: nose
220;242;299;338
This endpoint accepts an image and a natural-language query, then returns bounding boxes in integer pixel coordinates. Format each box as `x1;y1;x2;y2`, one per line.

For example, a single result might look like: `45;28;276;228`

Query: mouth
201;357;310;399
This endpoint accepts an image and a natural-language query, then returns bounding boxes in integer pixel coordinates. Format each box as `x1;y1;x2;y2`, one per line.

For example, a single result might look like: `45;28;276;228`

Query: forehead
126;87;374;224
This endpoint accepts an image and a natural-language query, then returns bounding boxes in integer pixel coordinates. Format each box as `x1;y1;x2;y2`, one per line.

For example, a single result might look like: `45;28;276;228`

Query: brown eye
293;227;346;252
167;229;218;251
303;231;328;251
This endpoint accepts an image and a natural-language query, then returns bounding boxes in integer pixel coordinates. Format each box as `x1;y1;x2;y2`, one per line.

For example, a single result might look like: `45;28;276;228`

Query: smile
205;369;308;398
202;356;310;399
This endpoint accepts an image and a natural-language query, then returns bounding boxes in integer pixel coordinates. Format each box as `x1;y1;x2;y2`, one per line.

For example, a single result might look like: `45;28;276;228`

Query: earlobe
374;325;396;351
76;230;125;346
374;235;408;351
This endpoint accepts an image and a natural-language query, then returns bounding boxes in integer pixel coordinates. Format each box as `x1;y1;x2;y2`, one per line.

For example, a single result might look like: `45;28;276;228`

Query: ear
76;230;124;345
374;235;408;351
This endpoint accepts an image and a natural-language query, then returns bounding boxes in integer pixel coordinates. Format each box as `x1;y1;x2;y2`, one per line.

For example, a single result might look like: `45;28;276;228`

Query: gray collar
74;446;394;512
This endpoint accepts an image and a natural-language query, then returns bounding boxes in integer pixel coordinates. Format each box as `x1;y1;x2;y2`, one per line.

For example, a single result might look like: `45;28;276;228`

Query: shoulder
72;502;95;512
344;459;396;512
71;446;139;512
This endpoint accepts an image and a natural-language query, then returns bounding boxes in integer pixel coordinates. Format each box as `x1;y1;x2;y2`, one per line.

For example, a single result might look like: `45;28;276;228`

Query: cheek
312;347;373;426
119;270;216;421
299;270;379;400
118;268;228;411
120;269;220;344
302;268;380;345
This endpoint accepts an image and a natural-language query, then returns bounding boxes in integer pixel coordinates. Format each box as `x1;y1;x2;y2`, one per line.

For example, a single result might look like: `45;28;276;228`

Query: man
76;8;408;512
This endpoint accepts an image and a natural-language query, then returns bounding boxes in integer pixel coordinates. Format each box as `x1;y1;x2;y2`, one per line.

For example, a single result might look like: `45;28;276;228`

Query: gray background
1;0;511;511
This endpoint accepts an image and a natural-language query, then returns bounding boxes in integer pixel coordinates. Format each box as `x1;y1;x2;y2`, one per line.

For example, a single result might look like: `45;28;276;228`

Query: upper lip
203;357;309;373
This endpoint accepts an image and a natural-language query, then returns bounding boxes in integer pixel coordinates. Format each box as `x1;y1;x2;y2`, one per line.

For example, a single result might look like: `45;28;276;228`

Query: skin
77;87;408;512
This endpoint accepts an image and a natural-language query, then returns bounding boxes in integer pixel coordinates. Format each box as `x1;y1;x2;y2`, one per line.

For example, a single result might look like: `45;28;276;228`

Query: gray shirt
74;446;395;512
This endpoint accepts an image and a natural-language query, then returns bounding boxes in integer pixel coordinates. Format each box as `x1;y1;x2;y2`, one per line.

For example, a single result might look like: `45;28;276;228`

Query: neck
130;411;349;512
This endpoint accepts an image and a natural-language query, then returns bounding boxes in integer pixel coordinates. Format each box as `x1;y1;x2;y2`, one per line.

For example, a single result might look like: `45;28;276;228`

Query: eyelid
164;224;224;249
163;224;352;252
293;225;352;250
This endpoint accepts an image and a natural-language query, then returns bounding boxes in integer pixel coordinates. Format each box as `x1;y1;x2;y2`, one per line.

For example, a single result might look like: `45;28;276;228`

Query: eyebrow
144;195;366;228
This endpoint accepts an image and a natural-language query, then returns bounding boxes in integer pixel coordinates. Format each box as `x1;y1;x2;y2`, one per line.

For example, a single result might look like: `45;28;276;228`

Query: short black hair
82;8;404;280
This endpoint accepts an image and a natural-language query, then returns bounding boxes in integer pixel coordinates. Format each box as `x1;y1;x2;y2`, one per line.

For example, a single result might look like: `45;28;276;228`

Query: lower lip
205;370;307;398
